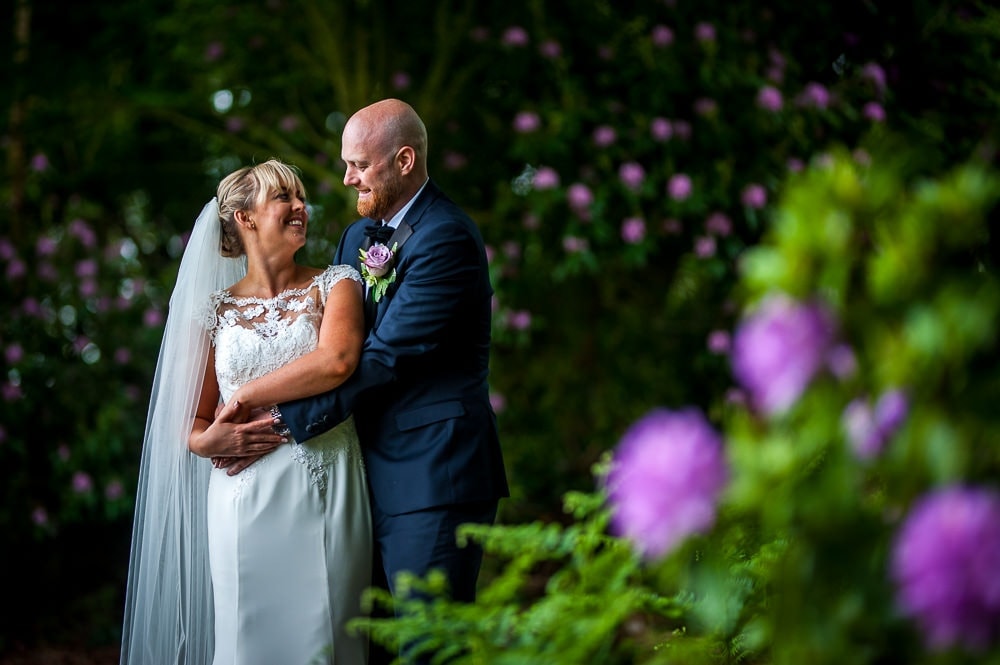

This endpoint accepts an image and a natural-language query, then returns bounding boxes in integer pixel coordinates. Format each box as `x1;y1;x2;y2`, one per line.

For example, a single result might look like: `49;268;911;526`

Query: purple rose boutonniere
359;242;397;303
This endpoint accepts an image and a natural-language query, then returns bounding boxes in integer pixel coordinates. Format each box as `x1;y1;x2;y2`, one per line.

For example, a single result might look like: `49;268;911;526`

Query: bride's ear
234;209;256;230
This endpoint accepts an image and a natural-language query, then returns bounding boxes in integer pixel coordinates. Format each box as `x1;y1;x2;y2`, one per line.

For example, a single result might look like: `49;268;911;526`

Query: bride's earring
248;220;256;230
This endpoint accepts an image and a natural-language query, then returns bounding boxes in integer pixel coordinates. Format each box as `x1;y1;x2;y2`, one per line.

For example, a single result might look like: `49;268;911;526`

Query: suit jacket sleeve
280;204;487;442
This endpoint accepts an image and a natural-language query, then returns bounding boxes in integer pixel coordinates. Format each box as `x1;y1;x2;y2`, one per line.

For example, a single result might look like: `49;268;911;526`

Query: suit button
306;424;317;433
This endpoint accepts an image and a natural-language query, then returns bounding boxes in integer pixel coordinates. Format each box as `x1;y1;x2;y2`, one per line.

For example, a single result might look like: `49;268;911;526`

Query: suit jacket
280;180;509;515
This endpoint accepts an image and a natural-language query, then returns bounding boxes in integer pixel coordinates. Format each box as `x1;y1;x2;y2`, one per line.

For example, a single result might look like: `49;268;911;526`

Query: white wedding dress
203;264;371;665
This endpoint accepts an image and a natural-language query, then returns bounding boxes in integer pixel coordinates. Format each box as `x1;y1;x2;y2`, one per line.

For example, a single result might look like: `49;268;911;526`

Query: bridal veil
120;199;245;664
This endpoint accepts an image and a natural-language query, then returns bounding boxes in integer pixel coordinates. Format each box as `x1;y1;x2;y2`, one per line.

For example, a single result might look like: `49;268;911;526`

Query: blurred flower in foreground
892;486;1000;652
732;294;836;416
606;408;729;559
843;389;909;460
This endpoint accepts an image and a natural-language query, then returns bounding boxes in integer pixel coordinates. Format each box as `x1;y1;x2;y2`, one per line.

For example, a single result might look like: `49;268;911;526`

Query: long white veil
120;199;246;664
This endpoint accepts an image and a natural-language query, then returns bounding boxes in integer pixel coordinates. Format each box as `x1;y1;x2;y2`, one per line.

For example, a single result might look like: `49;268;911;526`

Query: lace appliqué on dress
205;264;361;494
289;416;362;493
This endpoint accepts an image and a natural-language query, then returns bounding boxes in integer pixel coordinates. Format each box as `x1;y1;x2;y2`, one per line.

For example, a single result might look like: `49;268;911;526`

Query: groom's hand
204;401;286;469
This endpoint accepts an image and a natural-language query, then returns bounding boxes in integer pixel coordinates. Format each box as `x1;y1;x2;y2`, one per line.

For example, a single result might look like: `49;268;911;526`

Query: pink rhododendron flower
621;217;646;244
532;167;560;190
606;408;729;559
507;310;532;331
863;101;886;122
618;162;645;191
72;471;93;493
862;62;887;94
7;259;26;280
650;117;673;141
694;22;716;43
741;184;768;209
5;344;23;364
32;507;48;526
756;86;783;112
36;236;57;256
705;212;733;236
105;480;124;500
567;183;594;211
31;153;50;172
892;486;1000;652
800;82;831;109
694;236;716;258
732;294;837;415
592;125;617;147
68;219;97;248
502;26;529;46
143;308;164;328
539;40;562;58
75;259;97;278
668;174;693;201
513;111;541;133
563;236;588;253
489;392;507;414
651;25;674;47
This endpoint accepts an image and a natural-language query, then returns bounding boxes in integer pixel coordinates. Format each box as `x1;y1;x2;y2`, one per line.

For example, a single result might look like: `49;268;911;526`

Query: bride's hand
195;400;287;459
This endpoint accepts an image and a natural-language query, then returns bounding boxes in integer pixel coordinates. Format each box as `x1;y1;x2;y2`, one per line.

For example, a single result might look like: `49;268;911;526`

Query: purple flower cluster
732;294;836;416
841;389;909;460
892;486;1000;652
606;408;728;559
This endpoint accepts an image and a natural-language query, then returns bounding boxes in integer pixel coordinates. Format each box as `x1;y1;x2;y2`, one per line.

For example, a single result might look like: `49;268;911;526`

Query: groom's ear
395;146;416;176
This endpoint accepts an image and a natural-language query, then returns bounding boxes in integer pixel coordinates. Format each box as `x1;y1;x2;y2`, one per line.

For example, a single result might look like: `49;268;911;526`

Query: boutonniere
359;242;397;303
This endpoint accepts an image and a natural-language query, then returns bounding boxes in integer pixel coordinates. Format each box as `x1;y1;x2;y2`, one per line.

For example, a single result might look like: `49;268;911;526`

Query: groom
278;98;509;650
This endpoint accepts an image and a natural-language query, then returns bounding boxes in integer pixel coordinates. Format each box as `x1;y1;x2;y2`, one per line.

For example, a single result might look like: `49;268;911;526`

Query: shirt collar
384;178;429;229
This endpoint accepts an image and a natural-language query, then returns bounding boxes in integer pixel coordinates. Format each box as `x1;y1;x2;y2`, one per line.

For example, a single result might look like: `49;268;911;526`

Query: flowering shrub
356;149;1000;664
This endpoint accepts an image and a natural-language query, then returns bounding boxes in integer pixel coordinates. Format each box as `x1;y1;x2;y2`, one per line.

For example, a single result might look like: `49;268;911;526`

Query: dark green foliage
1;0;998;658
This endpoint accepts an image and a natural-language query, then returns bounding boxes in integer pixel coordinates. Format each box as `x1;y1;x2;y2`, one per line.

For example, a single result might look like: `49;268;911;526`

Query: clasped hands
205;398;288;476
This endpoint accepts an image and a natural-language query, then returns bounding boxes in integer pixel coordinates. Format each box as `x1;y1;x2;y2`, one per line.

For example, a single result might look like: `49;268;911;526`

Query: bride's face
253;187;309;252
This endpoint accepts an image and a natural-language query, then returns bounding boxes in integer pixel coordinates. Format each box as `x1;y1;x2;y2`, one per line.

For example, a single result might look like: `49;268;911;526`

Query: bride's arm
188;345;287;458
227;276;364;411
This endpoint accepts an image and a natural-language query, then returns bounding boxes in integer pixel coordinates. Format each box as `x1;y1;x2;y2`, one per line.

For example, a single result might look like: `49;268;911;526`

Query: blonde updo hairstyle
216;159;307;257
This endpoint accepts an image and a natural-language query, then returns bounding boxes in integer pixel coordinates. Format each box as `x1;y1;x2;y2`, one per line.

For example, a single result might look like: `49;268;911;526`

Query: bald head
344;99;428;177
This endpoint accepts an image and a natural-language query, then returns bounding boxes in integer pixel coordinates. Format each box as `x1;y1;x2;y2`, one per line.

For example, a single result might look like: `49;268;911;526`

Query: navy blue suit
280;180;509;606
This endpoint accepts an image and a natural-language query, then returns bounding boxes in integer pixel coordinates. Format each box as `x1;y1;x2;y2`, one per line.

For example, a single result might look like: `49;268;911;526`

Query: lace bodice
201;264;361;402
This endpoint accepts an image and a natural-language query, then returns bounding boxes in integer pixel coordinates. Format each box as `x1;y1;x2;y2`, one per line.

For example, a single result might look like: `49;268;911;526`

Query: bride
120;160;371;664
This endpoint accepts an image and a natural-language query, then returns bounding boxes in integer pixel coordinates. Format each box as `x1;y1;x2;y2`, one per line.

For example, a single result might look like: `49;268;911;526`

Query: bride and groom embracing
120;99;509;664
